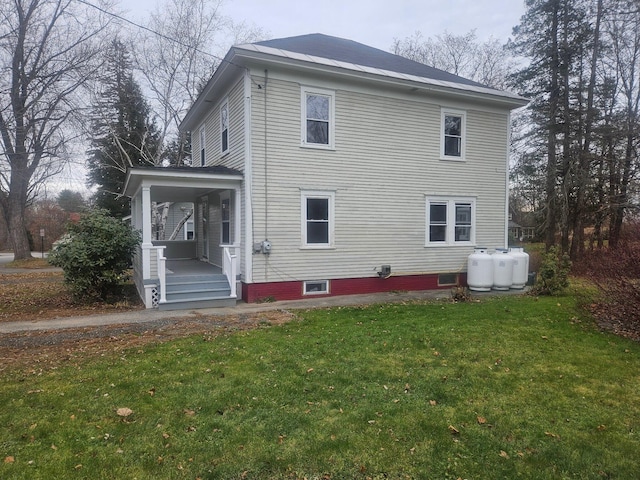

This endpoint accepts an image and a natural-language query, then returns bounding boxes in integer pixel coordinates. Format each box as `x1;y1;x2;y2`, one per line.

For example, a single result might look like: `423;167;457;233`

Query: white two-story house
123;33;527;309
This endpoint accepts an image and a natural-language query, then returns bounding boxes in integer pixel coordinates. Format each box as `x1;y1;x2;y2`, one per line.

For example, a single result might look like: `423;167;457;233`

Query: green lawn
1;295;639;479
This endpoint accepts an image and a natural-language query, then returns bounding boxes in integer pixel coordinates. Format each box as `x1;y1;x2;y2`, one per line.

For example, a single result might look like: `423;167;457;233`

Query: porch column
141;186;152;279
234;187;241;245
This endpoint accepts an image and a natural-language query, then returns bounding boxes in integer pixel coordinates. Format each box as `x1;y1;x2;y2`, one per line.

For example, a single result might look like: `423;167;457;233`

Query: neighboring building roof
255;34;486;88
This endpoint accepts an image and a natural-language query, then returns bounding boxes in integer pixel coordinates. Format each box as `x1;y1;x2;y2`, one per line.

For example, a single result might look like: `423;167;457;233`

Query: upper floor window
301;190;335;248
199;126;206;166
441;109;466;160
220;100;229;155
426;196;475;246
301;87;335;149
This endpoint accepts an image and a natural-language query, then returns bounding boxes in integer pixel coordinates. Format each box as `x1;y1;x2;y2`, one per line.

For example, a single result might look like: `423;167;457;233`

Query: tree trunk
570;0;602;260
6;171;31;259
544;0;561;250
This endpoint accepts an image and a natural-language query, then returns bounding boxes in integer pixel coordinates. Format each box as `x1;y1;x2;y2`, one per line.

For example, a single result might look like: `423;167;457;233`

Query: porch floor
166;259;222;276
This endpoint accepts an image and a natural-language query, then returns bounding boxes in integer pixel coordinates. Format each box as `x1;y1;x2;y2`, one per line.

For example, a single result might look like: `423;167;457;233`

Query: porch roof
123;166;243;202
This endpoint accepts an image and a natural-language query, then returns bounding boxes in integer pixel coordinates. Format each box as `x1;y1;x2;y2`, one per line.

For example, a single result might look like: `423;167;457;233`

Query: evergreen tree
509;0;601;256
86;39;161;218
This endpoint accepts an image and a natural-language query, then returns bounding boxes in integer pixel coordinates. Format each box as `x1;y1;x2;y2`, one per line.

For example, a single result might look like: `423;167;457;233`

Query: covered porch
123;166;243;309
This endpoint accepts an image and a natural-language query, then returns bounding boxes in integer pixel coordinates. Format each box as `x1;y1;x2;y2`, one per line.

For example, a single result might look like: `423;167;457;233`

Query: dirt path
0;310;297;372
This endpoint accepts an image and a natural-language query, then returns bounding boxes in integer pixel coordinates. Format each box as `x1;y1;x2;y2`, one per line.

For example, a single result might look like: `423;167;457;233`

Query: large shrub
532;245;571;296
49;209;140;301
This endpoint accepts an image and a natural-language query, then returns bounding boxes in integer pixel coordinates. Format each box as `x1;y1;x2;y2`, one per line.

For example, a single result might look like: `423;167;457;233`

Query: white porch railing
223;246;238;298
156;246;167;304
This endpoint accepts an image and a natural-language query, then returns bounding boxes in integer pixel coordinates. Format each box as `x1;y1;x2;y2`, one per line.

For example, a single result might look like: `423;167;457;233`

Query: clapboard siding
248;70;510;283
192;78;245;171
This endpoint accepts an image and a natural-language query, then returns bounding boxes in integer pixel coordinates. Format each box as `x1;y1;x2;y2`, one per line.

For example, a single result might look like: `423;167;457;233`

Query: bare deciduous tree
391;30;515;90
0;0;111;259
134;0;266;165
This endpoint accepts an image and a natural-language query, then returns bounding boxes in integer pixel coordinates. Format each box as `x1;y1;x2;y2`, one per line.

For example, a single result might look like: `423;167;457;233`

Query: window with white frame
301;87;335;148
220;100;229;154
184;220;194;240
441;109;466;159
220;195;231;245
426;197;475;246
199;126;206;166
303;280;330;295
301;191;335;247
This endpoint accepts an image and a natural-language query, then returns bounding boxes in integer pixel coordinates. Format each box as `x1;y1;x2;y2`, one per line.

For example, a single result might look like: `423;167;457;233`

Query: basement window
438;273;459;287
303;280;330;295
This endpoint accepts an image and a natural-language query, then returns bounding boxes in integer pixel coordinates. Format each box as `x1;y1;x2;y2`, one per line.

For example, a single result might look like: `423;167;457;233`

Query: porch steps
159;273;236;310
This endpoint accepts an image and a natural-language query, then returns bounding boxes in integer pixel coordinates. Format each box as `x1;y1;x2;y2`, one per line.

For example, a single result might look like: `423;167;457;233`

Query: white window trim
301;86;335;150
220;99;229;156
425;196;476;247
303;280;330;296
220;191;231;246
301;190;335;249
184;220;194;241
440;108;466;161
199;125;206;167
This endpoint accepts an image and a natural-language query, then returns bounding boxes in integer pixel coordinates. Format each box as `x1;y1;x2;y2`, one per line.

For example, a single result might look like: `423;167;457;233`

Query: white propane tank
467;247;493;292
492;249;514;290
509;247;530;289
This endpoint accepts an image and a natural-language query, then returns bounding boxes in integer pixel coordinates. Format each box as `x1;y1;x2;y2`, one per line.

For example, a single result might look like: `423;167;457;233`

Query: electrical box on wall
253;240;272;255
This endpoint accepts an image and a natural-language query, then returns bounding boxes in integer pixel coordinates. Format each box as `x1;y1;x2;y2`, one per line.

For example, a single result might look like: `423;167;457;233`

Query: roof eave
180;49;245;132
234;44;529;109
122;168;244;198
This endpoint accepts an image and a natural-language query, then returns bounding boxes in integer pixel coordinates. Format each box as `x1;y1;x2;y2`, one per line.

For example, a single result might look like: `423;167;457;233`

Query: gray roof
255;34;487;89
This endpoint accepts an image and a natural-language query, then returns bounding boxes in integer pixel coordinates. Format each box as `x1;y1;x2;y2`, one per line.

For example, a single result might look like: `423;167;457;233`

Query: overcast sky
127;0;526;51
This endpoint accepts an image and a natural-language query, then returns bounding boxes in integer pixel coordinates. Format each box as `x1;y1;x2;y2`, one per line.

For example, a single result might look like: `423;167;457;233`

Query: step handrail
223;246;237;298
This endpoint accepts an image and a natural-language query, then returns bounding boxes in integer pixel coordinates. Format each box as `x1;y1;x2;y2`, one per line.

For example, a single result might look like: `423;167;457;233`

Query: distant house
123;34;527;309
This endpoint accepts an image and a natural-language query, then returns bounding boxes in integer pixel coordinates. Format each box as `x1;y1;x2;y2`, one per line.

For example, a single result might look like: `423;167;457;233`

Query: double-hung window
199;126;206;166
426;197;475;246
301;191;335;248
220;100;229;155
301;87;335;149
441;109;466;160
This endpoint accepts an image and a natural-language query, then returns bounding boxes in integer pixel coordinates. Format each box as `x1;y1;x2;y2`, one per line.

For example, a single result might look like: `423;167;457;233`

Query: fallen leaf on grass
448;425;460;435
4;456;15;464
477;416;487;424
429;400;437;406
499;450;510;459
545;431;560;439
116;407;133;417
